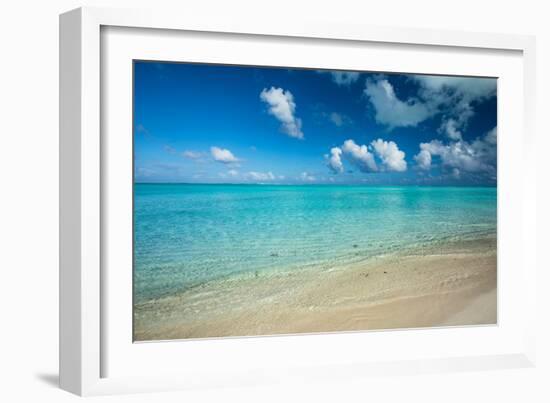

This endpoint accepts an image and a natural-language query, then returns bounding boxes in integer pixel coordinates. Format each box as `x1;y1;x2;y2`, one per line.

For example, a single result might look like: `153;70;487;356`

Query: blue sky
134;61;497;185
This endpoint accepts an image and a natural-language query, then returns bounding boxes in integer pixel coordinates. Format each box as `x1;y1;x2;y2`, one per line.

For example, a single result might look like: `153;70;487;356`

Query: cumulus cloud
414;127;497;177
260;87;304;139
326;147;344;174
414;75;496;101
413;75;497;134
439;118;462;140
364;78;432;128
341;139;378;173
326;138;408;174
246;171;276;181
414;149;432;170
327;71;361;86
210;146;240;164
363;74;496;134
370;139;407;172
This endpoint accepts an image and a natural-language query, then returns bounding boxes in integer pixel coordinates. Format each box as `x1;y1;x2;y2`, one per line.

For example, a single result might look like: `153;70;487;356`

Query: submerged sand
134;237;497;341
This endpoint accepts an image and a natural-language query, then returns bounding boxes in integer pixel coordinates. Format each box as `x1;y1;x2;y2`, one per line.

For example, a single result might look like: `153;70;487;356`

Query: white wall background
1;0;548;401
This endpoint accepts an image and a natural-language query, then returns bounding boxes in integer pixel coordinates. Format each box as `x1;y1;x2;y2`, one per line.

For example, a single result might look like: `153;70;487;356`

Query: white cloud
414;75;496;101
182;150;203;159
326;147;344;174
341;139;378;173
363;75;496;134
439;118;462;140
328;71;360;86
299;172;316;182
370;139;407;172
364;78;432;128
413;75;497;134
327;138;408;174
210;146;240;164
260;87;304;139
414;149;432;170
246;171;276;181
414;126;497;175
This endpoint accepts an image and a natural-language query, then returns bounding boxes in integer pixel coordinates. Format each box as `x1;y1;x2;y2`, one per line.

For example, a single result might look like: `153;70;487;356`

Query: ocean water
134;184;497;304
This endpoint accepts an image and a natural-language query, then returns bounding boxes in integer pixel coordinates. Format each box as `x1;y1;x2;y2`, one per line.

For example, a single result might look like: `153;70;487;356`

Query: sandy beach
134;236;496;341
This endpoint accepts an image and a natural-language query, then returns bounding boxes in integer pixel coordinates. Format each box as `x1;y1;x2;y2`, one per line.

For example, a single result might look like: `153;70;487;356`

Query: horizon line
134;182;497;187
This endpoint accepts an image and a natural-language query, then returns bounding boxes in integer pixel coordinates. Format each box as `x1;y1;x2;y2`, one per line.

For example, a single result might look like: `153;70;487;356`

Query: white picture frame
59;6;537;396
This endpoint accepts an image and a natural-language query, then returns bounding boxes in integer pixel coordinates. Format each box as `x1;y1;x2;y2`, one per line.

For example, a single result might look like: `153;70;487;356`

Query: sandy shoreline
134;237;496;341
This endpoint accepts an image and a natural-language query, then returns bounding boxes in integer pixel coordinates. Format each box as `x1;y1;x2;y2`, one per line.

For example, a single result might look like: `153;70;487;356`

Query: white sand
134;238;497;341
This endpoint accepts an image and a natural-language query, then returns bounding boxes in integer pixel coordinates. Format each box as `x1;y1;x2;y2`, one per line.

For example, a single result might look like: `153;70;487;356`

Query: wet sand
134;237;496;341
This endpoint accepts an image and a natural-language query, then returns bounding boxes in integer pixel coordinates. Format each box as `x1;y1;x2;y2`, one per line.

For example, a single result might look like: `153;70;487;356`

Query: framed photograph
60;7;537;396
132;61;500;342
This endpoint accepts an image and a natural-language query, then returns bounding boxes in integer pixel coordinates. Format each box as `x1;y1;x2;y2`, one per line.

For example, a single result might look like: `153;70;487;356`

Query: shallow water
134;184;497;304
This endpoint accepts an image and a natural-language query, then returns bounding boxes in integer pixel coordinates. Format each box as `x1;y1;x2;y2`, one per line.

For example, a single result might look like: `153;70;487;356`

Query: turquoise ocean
134;184;497;305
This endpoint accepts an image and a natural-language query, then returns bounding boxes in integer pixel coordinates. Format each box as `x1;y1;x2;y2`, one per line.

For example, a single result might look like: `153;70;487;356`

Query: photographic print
133;61;497;341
